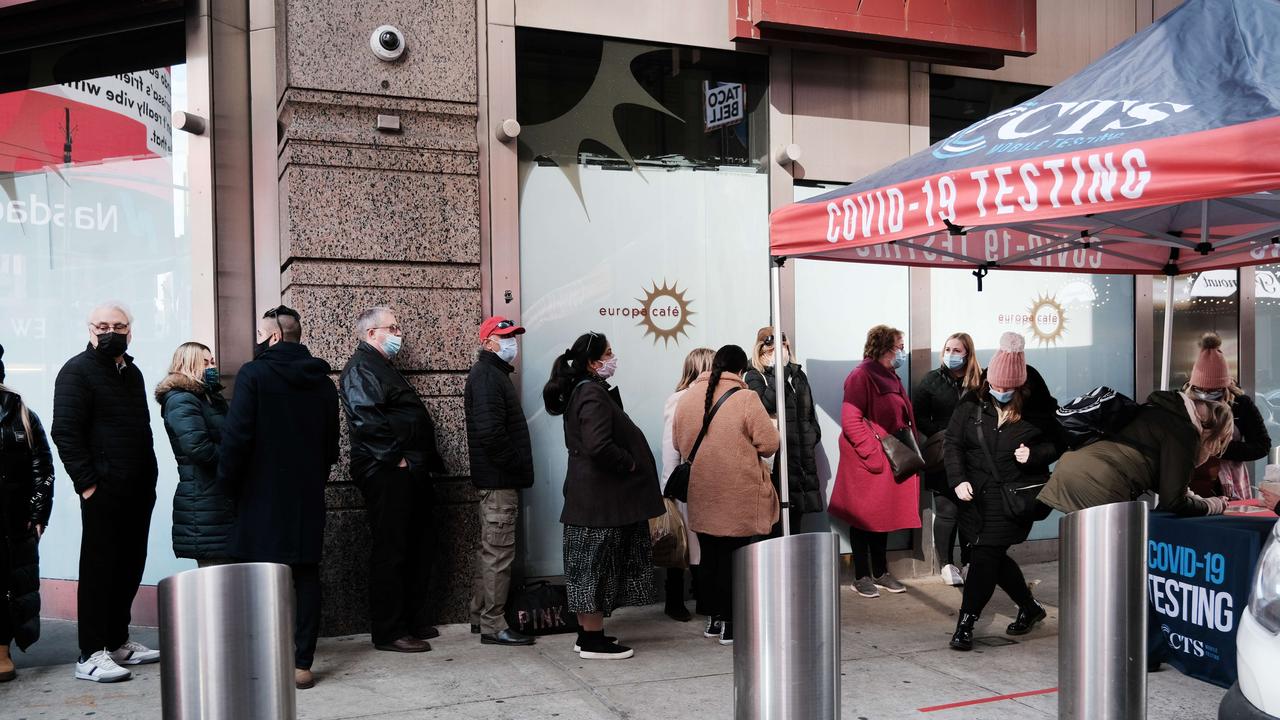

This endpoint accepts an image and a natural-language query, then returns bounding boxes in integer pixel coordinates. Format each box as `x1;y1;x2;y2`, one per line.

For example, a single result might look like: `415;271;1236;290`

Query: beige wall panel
792;117;914;184
514;0;740;51
279;0;476;102
934;0;1138;87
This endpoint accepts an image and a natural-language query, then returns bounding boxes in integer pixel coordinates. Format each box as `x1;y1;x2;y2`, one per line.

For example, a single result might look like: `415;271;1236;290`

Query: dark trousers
695;534;754;622
848;527;888;579
960;545;1034;616
769;507;807;538
932;492;971;568
361;465;434;645
292;563;321;670
78;490;154;655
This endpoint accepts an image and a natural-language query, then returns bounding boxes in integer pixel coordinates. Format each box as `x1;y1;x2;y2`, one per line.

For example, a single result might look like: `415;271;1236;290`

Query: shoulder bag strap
687;387;741;464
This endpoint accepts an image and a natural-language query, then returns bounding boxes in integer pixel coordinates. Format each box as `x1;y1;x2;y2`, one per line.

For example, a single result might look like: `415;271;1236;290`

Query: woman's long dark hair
705;345;750;417
543;332;609;416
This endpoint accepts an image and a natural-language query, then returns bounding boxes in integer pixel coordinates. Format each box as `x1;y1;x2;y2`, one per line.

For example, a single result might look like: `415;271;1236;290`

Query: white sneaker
110;640;160;666
941;564;965;586
75;650;132;682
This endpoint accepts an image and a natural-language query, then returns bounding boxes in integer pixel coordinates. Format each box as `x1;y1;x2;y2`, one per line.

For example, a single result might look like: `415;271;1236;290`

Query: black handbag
972;405;1048;523
664;388;740;503
504;580;581;636
870;421;926;482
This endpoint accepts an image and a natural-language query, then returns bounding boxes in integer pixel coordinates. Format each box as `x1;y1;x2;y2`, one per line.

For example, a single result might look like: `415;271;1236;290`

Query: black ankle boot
1007;600;1047;636
950;611;978;651
665;568;691;621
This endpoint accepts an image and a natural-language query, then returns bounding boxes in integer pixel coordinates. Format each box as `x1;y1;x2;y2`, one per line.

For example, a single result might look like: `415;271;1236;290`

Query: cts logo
1161;624;1206;657
932;99;1193;159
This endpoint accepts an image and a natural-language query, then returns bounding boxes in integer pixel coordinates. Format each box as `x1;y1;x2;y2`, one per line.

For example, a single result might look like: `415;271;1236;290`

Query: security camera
370;26;406;62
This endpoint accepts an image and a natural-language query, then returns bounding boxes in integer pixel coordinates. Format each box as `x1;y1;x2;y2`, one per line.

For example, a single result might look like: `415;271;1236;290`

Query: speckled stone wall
276;0;482;635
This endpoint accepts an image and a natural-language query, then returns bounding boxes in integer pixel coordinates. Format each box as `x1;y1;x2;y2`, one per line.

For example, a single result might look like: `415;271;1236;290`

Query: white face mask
496;337;518;364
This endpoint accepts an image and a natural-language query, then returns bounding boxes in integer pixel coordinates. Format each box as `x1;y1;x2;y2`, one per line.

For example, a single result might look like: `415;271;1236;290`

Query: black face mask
253;339;271;358
95;332;128;358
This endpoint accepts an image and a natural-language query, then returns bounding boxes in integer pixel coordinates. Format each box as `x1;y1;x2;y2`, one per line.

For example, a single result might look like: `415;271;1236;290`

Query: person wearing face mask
155;342;231;567
743;328;821;537
339;307;446;656
943;332;1061;651
543;332;664;660
51;302;160;682
832;324;921;599
912;333;983;586
1183;333;1271;500
220;305;339;689
463;316;535;646
0;344;55;682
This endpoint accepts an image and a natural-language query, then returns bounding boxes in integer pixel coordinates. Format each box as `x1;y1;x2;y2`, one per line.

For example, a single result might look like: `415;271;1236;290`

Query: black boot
664;568;692;622
1006;600;1047;636
950;611;978;651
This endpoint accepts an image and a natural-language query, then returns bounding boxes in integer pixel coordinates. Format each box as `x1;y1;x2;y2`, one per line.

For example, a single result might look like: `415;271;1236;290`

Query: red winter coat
830;358;922;532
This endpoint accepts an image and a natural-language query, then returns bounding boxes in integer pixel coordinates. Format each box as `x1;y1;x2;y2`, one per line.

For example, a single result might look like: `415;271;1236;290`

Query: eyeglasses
372;324;402;334
90;322;130;333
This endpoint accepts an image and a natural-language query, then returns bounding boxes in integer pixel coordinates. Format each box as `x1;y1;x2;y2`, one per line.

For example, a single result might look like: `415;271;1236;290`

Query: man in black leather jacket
339;307;445;655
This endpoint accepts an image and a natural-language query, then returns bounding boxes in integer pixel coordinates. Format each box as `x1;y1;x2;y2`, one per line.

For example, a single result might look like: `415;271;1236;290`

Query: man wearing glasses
463;316;535;646
339;307;445;654
51;302;160;682
219;305;339;689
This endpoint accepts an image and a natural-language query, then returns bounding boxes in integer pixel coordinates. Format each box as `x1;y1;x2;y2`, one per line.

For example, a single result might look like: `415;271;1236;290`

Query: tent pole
770;256;792;536
1160;275;1175;391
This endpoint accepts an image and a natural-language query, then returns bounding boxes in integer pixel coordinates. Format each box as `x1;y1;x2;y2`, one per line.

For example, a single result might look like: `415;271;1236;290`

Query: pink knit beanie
1190;333;1232;389
987;332;1027;388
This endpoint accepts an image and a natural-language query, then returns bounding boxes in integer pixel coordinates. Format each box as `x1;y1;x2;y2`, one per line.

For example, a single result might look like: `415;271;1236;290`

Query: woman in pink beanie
1184;333;1271;500
943;332;1063;651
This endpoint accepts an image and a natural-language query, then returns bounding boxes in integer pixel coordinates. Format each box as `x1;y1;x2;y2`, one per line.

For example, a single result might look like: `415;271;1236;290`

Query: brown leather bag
871;421;926;482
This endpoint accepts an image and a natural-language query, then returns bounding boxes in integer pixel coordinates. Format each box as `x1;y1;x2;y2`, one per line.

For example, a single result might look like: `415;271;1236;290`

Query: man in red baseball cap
464;316;534;646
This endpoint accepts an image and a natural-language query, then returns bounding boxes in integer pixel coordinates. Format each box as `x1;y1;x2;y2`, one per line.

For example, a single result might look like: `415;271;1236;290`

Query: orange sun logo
636;281;694;346
1027;294;1067;346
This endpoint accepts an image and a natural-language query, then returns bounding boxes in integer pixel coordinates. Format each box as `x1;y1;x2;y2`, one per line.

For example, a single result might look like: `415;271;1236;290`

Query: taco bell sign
704;81;745;133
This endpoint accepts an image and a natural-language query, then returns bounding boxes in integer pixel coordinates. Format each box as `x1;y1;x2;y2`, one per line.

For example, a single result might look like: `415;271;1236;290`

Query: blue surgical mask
989;388;1015;404
1191;389;1224;402
382;334;403;359
892;349;907;369
943;353;966;370
202;367;220;388
496;337;519;364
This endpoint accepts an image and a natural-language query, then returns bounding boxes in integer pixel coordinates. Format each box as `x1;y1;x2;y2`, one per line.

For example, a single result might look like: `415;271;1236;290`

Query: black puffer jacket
464;351;533;490
913;366;967;438
339;342;445;481
156;373;233;561
744;364;823;513
944;393;1061;547
1223;394;1271;463
219;342;339;565
0;389;53;651
51;346;158;496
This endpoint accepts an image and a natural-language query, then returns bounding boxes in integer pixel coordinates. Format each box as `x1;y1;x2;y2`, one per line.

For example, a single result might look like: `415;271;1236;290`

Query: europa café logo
597;281;694;346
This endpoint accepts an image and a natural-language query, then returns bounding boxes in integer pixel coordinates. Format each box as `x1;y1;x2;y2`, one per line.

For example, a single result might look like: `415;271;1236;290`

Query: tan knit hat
987;332;1027;388
1190;333;1232;389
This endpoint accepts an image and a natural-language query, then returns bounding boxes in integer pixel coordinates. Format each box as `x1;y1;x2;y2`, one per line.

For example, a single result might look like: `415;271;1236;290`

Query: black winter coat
156;373;233;560
51;347;158;496
913;366;967;438
744;364;823;513
559;379;664;528
339;342;445;481
218;342;339;565
464;351;534;489
1223;394;1271;463
944;394;1062;547
0;390;53;651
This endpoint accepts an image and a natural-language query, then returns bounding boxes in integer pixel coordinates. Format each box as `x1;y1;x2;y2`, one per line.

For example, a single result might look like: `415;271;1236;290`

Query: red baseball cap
479;316;526;340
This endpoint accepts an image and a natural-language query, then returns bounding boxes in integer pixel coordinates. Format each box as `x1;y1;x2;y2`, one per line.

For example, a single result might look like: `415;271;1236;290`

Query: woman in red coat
831;325;921;598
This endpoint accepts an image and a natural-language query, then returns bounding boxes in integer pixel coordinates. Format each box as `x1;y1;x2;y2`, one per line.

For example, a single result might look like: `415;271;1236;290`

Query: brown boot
0;644;15;682
294;668;314;690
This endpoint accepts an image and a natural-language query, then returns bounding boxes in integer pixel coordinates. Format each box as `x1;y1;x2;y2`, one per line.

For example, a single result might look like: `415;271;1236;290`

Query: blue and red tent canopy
770;0;1280;277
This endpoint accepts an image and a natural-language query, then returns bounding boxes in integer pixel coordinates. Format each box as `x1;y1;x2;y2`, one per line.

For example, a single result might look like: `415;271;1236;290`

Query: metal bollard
733;532;841;719
1059;501;1148;720
159;562;296;720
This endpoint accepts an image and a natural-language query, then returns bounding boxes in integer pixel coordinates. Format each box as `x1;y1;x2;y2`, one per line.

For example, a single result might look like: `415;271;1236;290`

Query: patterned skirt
562;522;656;616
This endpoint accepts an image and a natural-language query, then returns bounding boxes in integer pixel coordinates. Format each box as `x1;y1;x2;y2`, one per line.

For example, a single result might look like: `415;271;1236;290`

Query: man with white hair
51;302;160;683
339;307;445;653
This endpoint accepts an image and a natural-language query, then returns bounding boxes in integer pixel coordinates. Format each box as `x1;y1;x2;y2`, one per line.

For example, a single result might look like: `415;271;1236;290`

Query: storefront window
1154;272;1240;390
0;66;192;583
516;31;769;576
1253;267;1280;455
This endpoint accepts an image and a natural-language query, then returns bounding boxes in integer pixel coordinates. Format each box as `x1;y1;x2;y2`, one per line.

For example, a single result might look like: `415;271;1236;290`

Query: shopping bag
504;580;581;636
649;497;689;569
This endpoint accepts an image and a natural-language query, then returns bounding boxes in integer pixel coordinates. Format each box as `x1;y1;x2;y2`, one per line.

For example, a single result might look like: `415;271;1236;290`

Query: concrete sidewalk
3;562;1225;719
